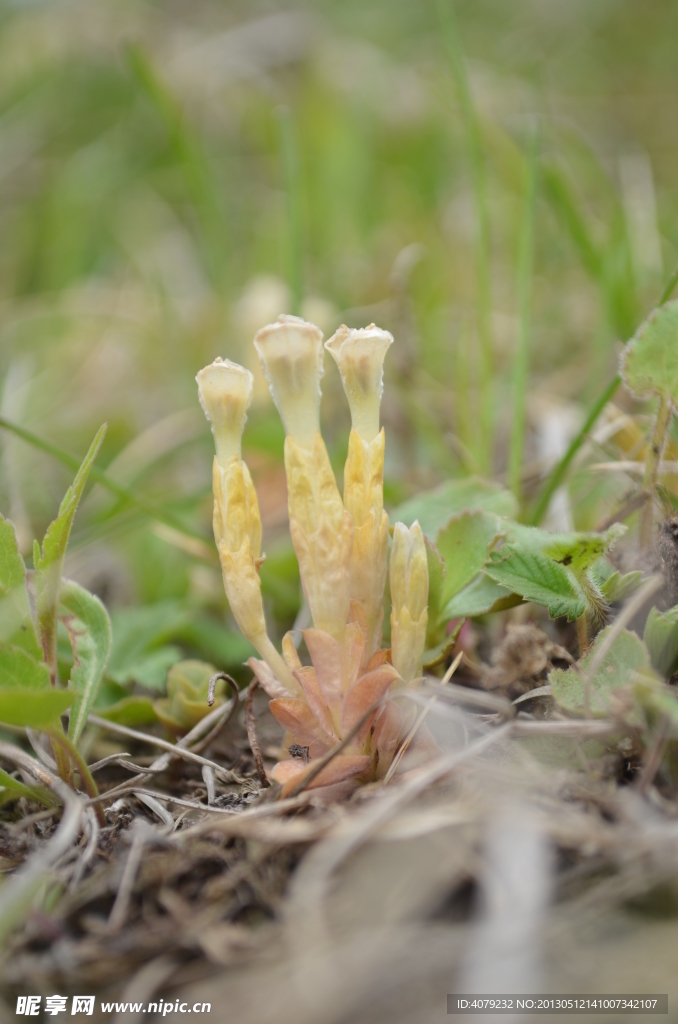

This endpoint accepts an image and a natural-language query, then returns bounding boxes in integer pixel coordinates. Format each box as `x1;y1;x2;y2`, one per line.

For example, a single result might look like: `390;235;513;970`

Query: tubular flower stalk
254;314;324;451
198;317;432;794
327;325;392;657
197;359;297;695
390;521;429;684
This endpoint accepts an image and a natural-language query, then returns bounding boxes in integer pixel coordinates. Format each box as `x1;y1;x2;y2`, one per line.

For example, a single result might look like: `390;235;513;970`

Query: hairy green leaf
485;548;586;620
0;689;74;728
0;517;41;657
33;424;107;681
504;522;626;574
644;605;678;676
550;628;656;716
621;300;678;409
60;579;112;744
391;477;517;540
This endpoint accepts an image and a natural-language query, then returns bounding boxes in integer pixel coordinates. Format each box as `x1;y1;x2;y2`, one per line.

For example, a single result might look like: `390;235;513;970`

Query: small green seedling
154;659;225;735
0;427;112;821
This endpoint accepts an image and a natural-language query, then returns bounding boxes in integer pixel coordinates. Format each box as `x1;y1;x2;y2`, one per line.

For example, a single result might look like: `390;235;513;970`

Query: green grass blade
529;374;621;526
0;416;208;545
509;130;539;503
276;105;304;316
434;0;493;472
126;43;227;289
34;424;107;684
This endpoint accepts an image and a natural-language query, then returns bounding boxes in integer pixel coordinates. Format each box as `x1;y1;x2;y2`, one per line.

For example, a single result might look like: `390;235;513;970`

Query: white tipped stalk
254;315;324;450
325;323;392;443
196;358;253;468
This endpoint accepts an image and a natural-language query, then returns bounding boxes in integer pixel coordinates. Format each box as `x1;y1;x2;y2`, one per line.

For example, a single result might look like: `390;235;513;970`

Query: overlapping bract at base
197;316;430;792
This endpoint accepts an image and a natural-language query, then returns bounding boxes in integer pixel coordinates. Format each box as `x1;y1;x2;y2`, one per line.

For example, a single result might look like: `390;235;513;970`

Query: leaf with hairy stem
33;424;106;684
60;579;112;744
485;548;586;621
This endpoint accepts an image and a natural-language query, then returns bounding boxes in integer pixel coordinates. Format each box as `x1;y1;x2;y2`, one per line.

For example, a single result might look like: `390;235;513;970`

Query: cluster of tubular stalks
197;315;433;797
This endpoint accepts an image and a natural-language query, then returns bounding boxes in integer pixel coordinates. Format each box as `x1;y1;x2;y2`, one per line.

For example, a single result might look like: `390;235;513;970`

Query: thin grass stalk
529;374;621;526
509;130;539;502
0;416;208;546
530;263;678;526
276;105;304;317
435;0;493;472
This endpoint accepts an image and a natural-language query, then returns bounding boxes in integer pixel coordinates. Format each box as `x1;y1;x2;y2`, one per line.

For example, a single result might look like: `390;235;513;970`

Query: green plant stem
0;416;207;546
435;0;493;473
530;374;621;526
276;105;303;316
48;730;105;826
510;130;539;502
640;394;672;549
50;726;73;787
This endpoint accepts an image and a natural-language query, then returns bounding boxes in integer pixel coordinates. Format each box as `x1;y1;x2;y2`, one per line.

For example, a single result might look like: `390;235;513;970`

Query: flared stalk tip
254;315;324;450
196;358;253;467
325;323;393;443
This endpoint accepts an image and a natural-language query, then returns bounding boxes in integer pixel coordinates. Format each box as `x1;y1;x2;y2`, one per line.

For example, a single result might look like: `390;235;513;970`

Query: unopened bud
196;358;253;468
254;315;324;450
390;521;428;683
390;522;428;621
325;324;392;443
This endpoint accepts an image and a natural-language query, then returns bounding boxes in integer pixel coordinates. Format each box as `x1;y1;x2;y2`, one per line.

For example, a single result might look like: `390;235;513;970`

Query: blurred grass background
0;0;676;682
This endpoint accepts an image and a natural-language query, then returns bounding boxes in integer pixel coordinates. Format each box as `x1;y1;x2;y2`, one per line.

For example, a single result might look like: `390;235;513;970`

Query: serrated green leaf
0;646;51;690
442;573;519;619
437;510;503;606
0;517;41;658
601;570;644;604
60;579;112;744
94;695;157;727
0;689;74;728
391;476;517;540
485;548;586;620
0;768;57;809
550;628;655;716
621;300;678;409
33;424;107;682
644;605;678;676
